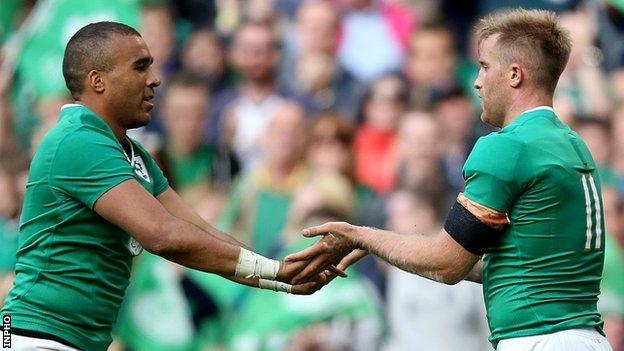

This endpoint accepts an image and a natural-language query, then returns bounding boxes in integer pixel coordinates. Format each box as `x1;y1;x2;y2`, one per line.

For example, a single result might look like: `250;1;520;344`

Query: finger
284;241;327;262
291;254;334;284
301;222;337;237
336;249;368;271
291;280;320;295
328;265;347;278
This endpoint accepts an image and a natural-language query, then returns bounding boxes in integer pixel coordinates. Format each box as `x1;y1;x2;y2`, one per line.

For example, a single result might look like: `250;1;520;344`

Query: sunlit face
103;34;161;129
474;35;508;128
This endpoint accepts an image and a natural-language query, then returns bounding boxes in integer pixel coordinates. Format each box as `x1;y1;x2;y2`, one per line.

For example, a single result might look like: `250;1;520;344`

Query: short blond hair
476;8;571;93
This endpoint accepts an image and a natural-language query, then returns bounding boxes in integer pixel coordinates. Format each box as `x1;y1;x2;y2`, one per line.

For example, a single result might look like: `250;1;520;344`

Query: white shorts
497;328;613;351
6;334;80;351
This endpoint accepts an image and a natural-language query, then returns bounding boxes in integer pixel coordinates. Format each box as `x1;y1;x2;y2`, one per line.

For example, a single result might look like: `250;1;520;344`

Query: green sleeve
49;132;135;209
462;133;525;212
133;141;170;196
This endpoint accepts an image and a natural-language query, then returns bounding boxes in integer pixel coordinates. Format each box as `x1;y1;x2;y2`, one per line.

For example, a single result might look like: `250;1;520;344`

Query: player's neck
503;91;553;127
75;99;126;141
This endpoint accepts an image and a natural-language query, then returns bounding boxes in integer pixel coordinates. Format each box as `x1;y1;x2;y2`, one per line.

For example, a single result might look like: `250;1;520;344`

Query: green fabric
354;183;374;220
115;254;247;350
227;238;384;351
15;0;140;98
0;0;21;44
1;104;169;351
0;217;19;273
250;191;291;256
115;253;195;351
166;146;215;190
607;0;624;13
600;233;624;316
463;108;605;347
217;176;293;256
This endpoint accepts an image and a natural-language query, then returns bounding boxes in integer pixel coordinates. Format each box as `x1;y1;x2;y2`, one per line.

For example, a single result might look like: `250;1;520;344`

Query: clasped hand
280;222;369;289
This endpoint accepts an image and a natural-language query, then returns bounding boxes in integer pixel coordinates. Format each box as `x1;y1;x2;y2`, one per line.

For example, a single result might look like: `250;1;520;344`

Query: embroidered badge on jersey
128;237;143;256
132;155;151;183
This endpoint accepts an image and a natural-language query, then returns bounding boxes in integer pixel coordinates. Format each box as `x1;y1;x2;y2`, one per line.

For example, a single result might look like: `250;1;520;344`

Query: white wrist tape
259;279;293;293
235;247;280;279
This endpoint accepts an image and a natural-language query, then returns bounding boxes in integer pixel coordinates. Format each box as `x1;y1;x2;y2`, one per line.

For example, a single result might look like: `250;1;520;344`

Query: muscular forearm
154;218;242;277
351;227;476;284
198;221;251;250
157;189;251;250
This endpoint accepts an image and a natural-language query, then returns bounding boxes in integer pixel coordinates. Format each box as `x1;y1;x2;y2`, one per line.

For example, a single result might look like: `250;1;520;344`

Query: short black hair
62;21;141;99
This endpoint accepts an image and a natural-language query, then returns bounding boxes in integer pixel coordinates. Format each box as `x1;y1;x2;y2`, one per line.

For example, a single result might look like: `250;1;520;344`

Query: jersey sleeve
49;132;135;209
133;141;170;196
462;133;525;213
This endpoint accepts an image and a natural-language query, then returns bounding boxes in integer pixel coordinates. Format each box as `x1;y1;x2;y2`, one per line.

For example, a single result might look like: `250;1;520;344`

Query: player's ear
87;70;105;94
509;63;522;88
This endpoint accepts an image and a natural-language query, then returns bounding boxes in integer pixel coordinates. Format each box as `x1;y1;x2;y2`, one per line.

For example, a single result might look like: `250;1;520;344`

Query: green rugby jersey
1;104;169;351
463;107;605;348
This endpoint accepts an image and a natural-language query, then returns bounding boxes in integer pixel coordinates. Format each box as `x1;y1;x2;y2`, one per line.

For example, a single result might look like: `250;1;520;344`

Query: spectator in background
219;101;310;255
405;22;467;109
383;189;490;351
228;172;383;351
30;94;73;154
611;69;624;106
160;71;237;196
432;88;482;197
280;0;362;118
217;21;295;170
574;118;619;184
353;74;408;194
140;2;178;82
180;28;234;96
556;5;611;122
599;184;624;351
0;144;28;304
394;111;451;215
306;114;374;220
281;1;359;118
0;166;18;305
337;0;413;82
245;0;282;23
138;2;179;137
610;106;624;179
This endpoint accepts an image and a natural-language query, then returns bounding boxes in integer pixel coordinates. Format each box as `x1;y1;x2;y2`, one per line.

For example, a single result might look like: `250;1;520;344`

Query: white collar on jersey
521;105;555;115
60;103;83;111
121;137;135;163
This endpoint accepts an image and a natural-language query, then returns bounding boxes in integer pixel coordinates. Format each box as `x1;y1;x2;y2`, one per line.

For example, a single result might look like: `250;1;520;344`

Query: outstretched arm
296;222;479;285
155;188;342;289
287;193;506;284
94;180;329;294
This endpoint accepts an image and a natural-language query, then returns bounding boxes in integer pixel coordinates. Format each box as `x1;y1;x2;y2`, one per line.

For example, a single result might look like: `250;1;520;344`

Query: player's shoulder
469;131;525;161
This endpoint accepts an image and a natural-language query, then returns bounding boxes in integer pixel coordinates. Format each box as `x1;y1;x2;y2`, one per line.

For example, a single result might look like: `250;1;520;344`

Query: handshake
244;222;369;295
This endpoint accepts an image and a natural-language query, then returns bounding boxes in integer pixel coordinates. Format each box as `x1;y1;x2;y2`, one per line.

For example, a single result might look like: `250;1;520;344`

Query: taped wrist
235;247;280;279
258;279;293;293
444;200;503;255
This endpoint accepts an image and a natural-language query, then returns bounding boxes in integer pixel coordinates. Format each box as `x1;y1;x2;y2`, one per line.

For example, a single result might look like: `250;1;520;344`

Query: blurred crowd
1;0;624;350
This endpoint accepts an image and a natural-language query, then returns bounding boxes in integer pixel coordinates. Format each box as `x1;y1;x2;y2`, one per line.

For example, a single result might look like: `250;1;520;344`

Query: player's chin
128;113;151;129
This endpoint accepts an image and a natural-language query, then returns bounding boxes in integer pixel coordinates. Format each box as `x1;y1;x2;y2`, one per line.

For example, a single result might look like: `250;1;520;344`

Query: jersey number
581;174;602;250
